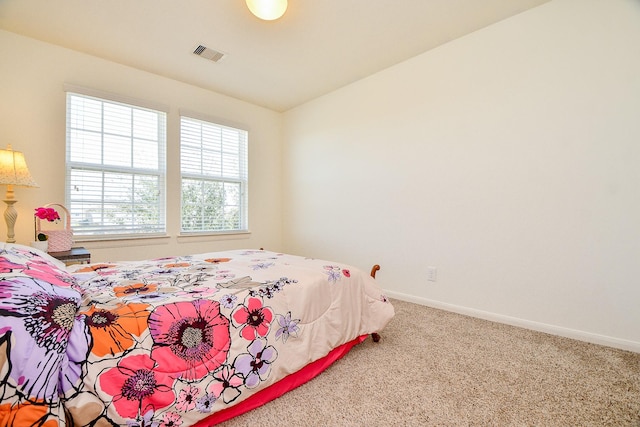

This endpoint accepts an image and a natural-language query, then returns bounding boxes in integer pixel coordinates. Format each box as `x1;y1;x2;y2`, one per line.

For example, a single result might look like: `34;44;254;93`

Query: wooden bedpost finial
370;264;380;278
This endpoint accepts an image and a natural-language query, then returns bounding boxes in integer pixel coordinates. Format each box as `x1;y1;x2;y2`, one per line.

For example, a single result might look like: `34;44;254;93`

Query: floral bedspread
0;244;394;426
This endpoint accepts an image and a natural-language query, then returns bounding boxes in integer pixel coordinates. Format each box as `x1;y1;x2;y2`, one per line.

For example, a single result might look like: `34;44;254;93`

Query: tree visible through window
180;116;248;233
66;92;167;237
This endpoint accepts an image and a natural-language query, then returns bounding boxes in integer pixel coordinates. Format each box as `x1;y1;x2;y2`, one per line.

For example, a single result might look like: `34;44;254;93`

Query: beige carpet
219;299;640;426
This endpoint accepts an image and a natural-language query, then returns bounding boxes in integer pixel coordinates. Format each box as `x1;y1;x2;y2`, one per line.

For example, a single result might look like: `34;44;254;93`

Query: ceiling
0;0;551;112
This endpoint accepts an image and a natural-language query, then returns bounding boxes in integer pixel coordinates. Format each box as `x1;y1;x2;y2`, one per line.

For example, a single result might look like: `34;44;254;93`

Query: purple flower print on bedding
275;311;300;343
219;294;238;309
0;277;88;402
323;265;350;283
249;262;274;270
195;393;216;413
234;338;278;388
125;409;158;427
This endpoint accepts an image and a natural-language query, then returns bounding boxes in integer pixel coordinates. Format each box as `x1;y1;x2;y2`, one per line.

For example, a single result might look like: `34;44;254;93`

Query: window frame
65;87;168;240
179;114;249;235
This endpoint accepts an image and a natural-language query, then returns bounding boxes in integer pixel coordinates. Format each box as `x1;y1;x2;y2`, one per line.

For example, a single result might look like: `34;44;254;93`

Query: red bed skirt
193;334;369;426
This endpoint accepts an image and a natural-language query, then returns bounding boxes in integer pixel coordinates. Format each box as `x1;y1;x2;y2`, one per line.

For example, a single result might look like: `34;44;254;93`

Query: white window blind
180;116;248;233
66;92;167;237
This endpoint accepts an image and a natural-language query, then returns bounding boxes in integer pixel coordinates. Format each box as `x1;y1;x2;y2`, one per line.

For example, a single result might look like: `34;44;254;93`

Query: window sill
72;231;251;249
73;234;171;249
176;231;251;243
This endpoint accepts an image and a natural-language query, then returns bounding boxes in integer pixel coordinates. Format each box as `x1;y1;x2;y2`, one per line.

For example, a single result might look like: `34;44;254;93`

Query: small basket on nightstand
36;203;74;252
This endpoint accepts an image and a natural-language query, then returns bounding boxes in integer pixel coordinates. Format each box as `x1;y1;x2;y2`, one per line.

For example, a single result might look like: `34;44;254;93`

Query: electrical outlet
427;266;437;282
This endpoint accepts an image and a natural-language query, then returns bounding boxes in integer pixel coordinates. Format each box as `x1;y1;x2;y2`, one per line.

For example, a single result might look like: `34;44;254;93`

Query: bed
0;244;394;426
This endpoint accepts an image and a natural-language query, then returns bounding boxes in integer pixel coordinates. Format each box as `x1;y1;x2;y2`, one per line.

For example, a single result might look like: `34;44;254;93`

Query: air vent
193;45;226;62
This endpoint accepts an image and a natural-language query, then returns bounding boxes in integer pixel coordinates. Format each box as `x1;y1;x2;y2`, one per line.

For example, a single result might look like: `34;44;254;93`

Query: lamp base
4;199;18;243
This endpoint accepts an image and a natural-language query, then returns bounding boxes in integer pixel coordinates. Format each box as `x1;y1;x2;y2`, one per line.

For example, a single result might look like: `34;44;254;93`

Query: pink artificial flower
34;207;60;222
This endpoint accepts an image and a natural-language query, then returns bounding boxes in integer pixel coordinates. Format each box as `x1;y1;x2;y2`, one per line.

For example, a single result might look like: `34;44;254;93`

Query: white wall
1;1;637;352
0;30;283;261
283;0;640;351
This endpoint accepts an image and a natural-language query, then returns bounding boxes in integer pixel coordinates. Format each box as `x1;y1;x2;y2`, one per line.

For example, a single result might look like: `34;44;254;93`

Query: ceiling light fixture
246;0;288;21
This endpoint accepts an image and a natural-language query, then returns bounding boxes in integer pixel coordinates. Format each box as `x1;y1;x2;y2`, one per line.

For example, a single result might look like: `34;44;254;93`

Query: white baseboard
385;290;640;354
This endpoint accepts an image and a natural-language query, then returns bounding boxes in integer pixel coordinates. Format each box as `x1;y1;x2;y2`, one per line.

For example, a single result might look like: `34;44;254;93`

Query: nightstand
48;247;91;265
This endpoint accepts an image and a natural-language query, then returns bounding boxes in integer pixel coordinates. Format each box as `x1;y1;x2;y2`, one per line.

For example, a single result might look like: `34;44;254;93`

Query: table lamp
0;145;38;243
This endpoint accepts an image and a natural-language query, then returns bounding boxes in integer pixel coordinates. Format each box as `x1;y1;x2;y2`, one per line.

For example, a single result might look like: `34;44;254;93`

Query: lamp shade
0;145;38;188
246;0;288;21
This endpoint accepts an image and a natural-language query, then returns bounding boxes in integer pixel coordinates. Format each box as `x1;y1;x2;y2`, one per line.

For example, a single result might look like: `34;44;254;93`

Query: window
66;91;167;238
180;116;248;233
